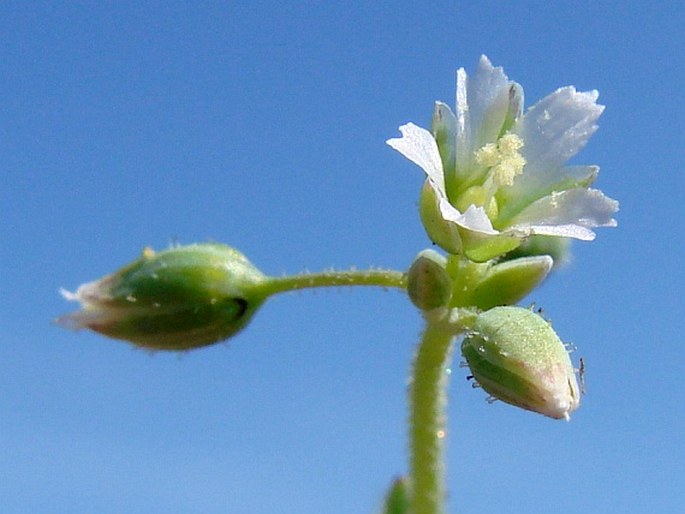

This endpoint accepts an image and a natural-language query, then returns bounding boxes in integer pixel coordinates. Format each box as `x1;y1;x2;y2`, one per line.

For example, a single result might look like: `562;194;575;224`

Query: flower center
475;133;526;187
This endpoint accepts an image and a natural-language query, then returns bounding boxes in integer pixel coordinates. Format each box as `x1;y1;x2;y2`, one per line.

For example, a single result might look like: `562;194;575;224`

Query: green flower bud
380;476;410;514
471;255;553;310
407;249;452;311
461;306;580;420
58;243;270;351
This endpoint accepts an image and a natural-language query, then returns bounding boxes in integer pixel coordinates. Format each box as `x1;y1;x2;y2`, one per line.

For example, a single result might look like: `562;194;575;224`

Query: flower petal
387;123;445;189
510;87;604;200
508;188;619;241
497;165;600;223
503;82;524;132
455;56;513;176
439;203;521;262
439;202;497;234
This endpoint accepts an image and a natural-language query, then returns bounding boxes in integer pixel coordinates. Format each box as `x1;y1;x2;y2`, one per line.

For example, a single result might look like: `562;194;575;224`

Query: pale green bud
379;476;409;514
58;243;270;351
461;306;580;420
407;249;452;311
471;255;553;310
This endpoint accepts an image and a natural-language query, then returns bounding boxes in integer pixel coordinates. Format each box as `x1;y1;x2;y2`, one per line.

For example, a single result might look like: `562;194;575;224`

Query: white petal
559;165;599;187
498;165;600;222
60;278;113;306
508;188;619;241
59;287;79;301
55;309;110;331
387;123;445;189
439;201;498;235
524;223;597;240
455;66;471;168
469;56;514;147
455;56;513;174
511;87;604;197
507;82;524;125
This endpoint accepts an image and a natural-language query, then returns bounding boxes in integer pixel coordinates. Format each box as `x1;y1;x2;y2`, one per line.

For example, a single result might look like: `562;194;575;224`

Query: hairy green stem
409;320;455;514
265;268;407;295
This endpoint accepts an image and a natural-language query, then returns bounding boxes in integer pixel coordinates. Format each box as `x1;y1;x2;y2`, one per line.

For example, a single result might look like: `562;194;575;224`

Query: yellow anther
475;143;500;167
474;133;526;187
498;133;524;154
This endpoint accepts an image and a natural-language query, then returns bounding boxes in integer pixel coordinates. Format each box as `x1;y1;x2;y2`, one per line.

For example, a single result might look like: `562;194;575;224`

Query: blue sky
2;2;684;513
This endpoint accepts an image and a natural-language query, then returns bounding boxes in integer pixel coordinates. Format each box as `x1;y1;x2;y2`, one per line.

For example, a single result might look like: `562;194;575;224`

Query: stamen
475;133;526;187
474;142;499;167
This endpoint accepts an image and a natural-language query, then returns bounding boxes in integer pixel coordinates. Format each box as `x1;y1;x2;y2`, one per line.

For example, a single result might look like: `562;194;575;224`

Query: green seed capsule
58;243;269;351
461;306;580;420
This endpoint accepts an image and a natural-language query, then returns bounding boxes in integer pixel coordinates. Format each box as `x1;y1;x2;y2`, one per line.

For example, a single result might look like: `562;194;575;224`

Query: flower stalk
264;268;407;295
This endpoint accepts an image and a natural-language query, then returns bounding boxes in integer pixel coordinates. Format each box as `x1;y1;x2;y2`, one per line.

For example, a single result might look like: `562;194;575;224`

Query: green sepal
460;229;521;262
471;255;553;309
419;180;462;255
431;101;457;193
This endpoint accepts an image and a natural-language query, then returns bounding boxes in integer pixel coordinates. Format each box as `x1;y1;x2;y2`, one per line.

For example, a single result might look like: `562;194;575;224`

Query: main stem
410;320;455;514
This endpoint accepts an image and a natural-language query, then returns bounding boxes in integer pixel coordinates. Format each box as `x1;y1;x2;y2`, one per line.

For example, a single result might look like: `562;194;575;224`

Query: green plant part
407;249;452;311
461;306;581;420
58;243;270;351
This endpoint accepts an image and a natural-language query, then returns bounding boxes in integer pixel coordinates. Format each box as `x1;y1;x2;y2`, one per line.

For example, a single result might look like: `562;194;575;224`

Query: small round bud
58;243;270;351
461;306;580;420
407;250;452;311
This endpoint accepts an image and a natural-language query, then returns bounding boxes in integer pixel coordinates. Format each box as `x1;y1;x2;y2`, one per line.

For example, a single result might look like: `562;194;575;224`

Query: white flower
387;56;618;261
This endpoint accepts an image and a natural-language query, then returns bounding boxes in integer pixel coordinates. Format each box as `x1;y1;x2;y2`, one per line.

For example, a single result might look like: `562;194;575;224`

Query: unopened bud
407;249;452;311
461;306;580;420
57;243;269;351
